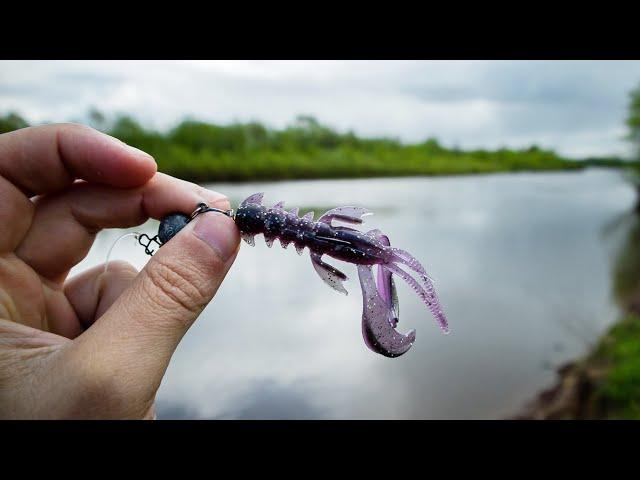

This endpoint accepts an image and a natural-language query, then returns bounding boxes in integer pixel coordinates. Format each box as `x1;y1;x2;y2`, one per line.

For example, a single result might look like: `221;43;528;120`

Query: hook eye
190;202;234;220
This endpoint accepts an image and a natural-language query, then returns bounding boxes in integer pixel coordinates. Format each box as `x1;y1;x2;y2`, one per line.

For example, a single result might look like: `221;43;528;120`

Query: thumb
69;212;240;401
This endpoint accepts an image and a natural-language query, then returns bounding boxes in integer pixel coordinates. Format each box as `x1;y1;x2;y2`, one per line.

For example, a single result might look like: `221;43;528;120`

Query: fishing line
103;232;142;274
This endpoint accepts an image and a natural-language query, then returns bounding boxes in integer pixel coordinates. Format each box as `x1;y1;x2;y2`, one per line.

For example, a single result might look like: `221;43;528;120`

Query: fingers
68;212;240;403
64;260;139;331
16;173;229;281
0;123;157;195
0;123;156;253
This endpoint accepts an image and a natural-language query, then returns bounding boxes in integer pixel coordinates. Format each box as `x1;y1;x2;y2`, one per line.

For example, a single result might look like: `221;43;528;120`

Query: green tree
423;137;444;153
627;83;640;161
0;112;29;134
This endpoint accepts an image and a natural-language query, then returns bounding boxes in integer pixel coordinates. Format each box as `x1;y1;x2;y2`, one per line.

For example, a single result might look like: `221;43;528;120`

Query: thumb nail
192;213;238;261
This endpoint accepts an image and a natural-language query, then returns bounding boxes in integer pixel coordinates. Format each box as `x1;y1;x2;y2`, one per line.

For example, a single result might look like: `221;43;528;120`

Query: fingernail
193;213;238;261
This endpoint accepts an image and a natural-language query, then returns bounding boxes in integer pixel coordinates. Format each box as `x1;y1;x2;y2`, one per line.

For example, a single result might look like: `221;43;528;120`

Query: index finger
0;123;157;196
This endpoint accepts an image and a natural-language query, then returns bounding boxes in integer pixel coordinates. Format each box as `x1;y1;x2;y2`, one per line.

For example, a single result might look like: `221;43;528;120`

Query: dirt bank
512;301;640;420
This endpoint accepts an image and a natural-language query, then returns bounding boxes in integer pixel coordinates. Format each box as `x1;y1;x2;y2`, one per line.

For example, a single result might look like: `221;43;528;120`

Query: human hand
0;124;240;419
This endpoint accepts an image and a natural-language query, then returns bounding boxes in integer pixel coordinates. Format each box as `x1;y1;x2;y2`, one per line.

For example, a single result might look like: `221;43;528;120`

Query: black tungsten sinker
158;213;191;244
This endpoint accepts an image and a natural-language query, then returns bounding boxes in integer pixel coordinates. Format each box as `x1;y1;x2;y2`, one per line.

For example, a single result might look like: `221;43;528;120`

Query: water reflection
71;168;637;419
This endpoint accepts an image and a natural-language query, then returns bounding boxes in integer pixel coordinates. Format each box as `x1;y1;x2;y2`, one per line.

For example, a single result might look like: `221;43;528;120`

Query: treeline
0;110;603;182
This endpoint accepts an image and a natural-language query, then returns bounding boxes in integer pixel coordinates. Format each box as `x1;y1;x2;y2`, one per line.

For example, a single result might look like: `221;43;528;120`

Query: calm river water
72;168;638;419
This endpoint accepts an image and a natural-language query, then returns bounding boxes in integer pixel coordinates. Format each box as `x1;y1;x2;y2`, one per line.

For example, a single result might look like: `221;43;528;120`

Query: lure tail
358;264;416;358
358;230;448;358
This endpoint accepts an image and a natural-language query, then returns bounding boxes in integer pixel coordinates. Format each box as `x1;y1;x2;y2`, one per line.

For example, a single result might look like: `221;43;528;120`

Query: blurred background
2;60;640;419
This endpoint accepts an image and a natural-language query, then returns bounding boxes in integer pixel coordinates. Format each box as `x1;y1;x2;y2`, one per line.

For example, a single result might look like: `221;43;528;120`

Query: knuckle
143;256;211;316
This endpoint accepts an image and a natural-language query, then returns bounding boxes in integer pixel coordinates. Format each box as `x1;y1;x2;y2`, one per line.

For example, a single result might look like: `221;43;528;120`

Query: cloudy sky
2;60;640;158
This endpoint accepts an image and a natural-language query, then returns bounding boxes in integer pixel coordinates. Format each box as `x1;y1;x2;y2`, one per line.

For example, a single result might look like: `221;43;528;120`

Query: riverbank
513;312;640;419
514;206;640;420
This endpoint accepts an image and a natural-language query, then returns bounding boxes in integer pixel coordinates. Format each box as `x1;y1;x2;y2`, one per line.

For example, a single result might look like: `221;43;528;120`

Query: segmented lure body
148;192;449;358
235;200;386;265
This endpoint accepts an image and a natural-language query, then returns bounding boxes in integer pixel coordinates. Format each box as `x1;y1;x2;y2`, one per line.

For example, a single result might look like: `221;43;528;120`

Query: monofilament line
104;232;142;274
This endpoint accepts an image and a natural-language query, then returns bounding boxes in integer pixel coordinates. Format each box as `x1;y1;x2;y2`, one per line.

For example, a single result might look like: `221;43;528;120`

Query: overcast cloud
1;60;639;158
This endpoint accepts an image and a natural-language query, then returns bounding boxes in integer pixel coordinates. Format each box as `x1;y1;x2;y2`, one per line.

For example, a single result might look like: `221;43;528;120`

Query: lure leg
384;262;449;333
317;206;372;226
391;248;436;284
310;252;349;295
241;233;256;246
357;265;416;358
240;192;264;206
390;248;446;331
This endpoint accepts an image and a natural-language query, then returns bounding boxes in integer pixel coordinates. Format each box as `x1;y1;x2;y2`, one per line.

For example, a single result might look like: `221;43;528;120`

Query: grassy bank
589;313;640;418
590;211;640;418
0;111;599;182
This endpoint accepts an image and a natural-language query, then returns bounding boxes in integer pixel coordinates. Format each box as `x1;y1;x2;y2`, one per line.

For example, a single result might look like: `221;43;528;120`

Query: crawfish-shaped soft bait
139;193;449;357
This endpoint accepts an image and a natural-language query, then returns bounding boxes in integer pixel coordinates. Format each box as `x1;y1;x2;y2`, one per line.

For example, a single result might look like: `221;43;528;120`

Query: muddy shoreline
512;299;640;420
510;360;609;419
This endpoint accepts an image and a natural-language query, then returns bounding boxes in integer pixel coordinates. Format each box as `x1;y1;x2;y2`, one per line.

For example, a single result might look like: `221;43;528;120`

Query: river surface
72;168;637;419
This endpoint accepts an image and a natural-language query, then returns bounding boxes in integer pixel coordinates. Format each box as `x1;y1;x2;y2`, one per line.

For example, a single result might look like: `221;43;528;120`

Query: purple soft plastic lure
143;193;449;358
234;193;448;357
